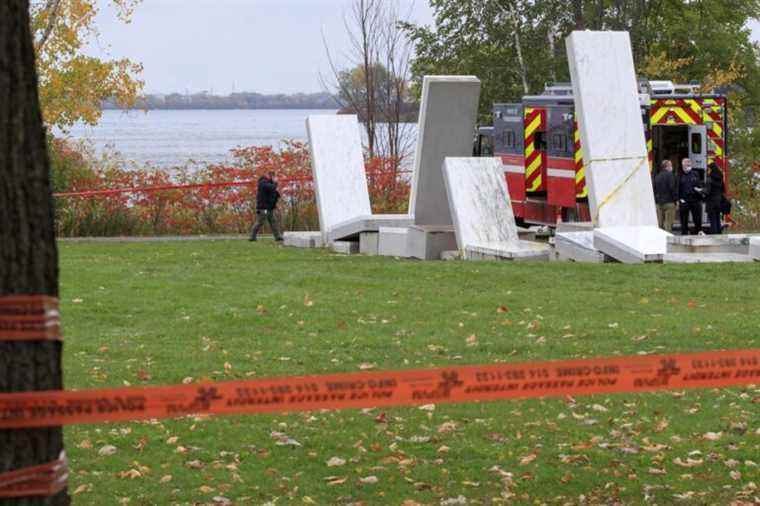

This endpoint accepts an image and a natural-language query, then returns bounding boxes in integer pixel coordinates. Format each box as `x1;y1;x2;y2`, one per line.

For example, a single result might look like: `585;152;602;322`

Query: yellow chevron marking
674;107;696;124
527;155;542;174
525;143;535;158
650;107;668;124
525;115;541;135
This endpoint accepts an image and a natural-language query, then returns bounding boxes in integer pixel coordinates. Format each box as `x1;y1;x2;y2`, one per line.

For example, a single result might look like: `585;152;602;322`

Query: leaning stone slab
566;31;657;228
283;231;324;248
306;115;372;242
325;214;412;243
406;225;458;260
410;76;481;227
663;252;754;264
555;231;607;263
442;157;549;261
359;232;379;256
378;227;410;257
593;226;669;263
330;240;359;255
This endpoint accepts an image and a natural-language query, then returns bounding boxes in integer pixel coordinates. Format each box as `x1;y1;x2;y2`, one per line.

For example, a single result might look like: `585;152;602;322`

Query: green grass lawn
59;239;759;505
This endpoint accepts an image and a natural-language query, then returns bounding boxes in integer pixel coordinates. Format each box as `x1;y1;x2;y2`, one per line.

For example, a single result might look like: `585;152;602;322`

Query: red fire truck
475;80;729;227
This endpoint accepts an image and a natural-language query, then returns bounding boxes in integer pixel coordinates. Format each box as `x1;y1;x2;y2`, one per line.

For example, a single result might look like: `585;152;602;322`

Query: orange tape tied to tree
0;295;61;341
0;453;68;498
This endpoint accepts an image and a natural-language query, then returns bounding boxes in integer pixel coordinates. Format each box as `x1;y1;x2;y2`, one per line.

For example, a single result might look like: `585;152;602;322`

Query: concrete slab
359;232;379;256
442;157;550;261
663;252;754;264
667;234;751;254
555;231;607;263
566;31;657;228
556;222;594;233
750;237;760;260
325;214;413;243
330;240;359;255
410;76;481;227
407;225;458;260
594;226;669;263
307;115;372;242
378;227;410;257
283;231;324;248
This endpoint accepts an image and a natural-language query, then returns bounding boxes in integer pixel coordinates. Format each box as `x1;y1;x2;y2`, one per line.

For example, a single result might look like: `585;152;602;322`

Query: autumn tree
30;0;144;129
1;0;67;505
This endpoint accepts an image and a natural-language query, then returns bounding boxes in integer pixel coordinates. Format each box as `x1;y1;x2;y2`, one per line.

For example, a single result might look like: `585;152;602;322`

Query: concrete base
407;225;458;260
463;242;551;262
663;252;755;264
359;232;379;256
751;237;760;260
555;231;608;263
283;231;324;248
556;221;594;234
330;240;359;255
378;227;410;257
667;234;752;255
327;214;413;242
594;226;669;264
440;250;461;261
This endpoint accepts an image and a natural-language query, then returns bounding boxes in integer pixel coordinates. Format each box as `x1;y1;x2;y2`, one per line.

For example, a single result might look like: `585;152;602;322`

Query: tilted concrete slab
325;214;413;243
378;227;410;257
307;115;372;242
566;31;657;229
410;76;481;227
283;231;324;248
442;157;549;261
555;231;607;263
594;226;669;263
663;252;754;263
406;225;458;260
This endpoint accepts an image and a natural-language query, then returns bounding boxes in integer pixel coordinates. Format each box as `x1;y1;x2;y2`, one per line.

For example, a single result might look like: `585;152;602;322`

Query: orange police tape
1;349;758;429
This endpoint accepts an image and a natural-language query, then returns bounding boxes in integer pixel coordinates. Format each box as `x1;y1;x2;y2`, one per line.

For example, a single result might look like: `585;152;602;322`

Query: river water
62;109;340;168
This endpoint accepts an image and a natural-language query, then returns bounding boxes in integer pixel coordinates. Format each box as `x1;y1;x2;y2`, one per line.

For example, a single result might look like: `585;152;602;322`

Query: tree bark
0;0;68;505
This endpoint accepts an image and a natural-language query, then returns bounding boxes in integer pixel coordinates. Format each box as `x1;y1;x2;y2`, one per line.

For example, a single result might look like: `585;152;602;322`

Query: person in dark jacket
702;162;725;235
249;172;283;241
677;158;703;235
653;159;678;231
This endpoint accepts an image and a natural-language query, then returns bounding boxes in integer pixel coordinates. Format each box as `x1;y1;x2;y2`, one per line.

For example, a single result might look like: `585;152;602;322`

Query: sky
88;1;760;96
86;0;435;95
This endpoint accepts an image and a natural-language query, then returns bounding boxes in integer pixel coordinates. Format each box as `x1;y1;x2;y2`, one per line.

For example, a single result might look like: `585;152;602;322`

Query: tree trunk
0;1;68;505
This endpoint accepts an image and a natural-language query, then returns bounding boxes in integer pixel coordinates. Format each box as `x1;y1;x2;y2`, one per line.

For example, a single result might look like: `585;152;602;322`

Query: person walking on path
678;158;703;235
653;159;678;231
702;162;725;235
249;171;283;241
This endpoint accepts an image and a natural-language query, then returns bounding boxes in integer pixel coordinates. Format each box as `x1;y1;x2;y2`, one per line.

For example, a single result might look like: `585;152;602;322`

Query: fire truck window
535;132;547;151
506;131;516;148
691;133;702;154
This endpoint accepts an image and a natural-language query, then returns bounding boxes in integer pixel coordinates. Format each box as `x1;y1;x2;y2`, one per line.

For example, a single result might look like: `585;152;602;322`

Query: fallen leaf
160;475;172;483
186;460;205;469
358;363;376;370
496;306;509;313
702;431;722;441
72;484;90;495
519;453;537;465
326;457;346;467
359;475;379;484
98;445;117;456
418;404;435;412
325;476;347;485
673;457;703;468
304;294;314;307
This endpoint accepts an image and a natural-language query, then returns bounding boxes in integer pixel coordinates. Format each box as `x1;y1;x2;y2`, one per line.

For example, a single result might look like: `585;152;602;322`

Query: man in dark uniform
677;158;703;235
249;171;283;241
653;159;678;231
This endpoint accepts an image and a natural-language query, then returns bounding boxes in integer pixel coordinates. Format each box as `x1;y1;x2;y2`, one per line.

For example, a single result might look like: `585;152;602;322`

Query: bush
51;138;410;237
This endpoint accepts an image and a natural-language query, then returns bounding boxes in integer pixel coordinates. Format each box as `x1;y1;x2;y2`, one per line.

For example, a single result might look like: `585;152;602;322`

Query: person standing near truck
653;160;678;231
702;162;726;235
678;158;703;235
249;171;283;242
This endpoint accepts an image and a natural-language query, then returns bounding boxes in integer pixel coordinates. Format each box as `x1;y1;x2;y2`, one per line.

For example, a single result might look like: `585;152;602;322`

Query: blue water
62;109;338;167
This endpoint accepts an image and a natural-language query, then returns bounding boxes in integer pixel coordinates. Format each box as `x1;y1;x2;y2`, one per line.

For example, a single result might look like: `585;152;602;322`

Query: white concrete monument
306;114;411;244
443;157;550;261
406;76;482;259
748;236;760;260
566;31;669;263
